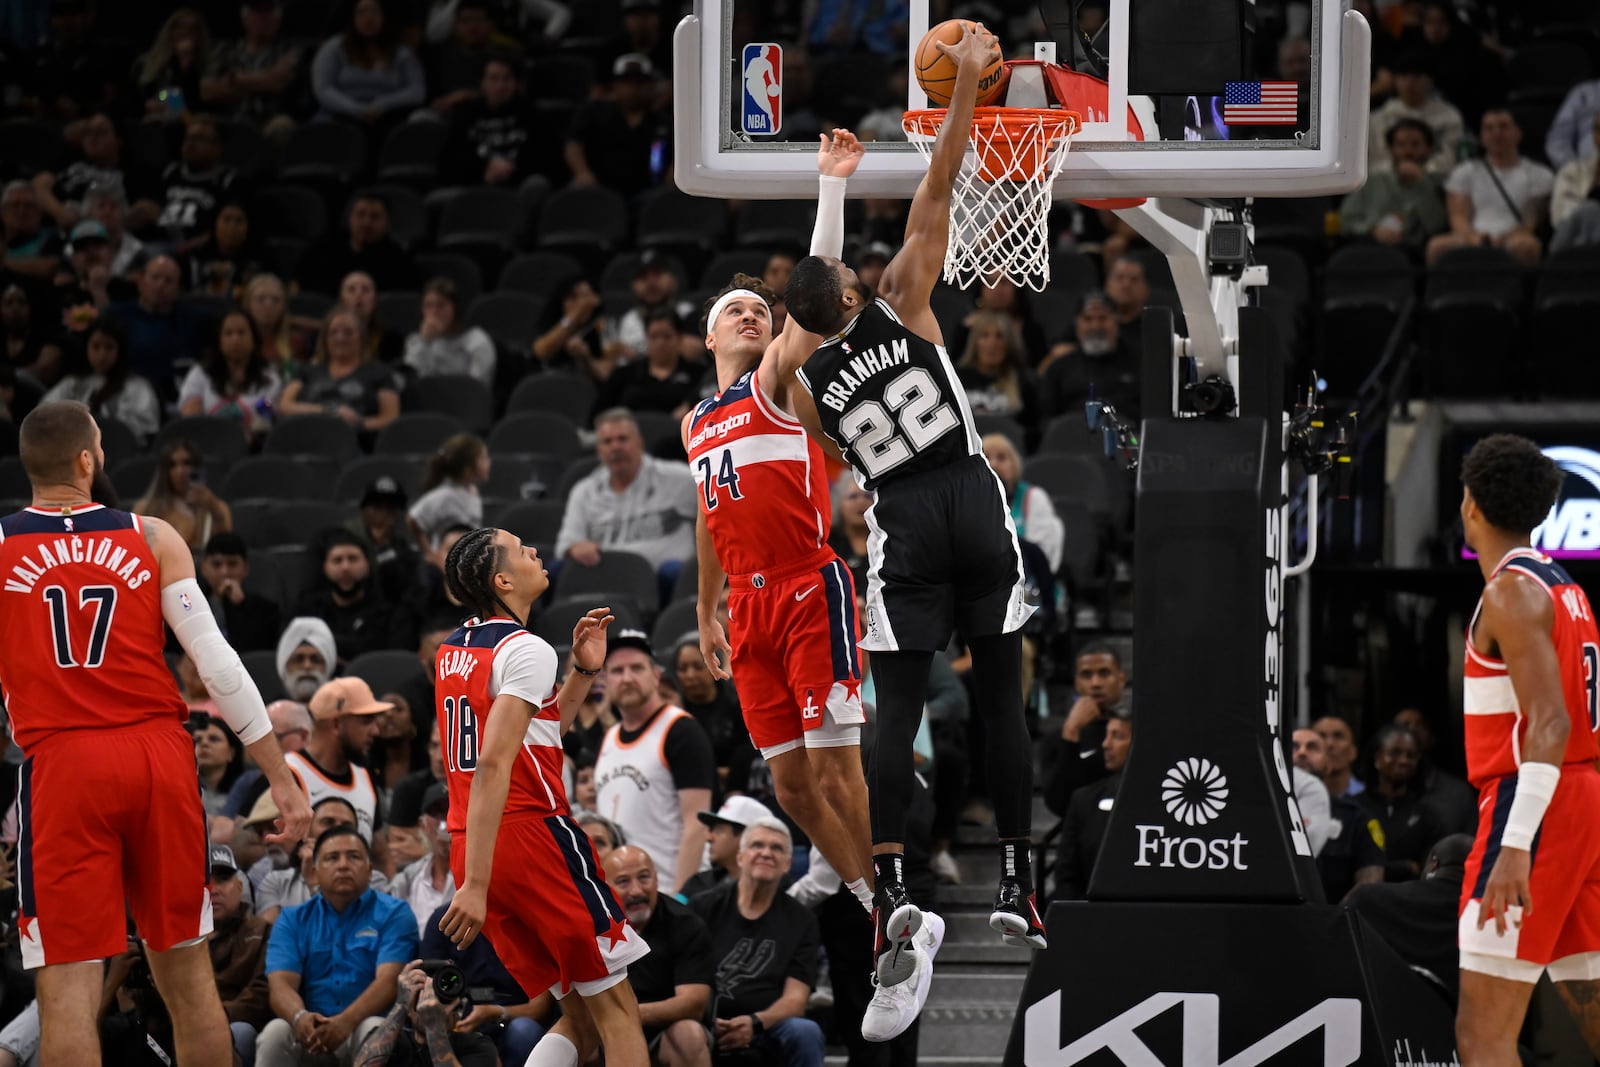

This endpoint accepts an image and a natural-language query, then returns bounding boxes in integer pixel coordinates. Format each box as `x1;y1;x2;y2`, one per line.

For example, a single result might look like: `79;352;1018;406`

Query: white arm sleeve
810;175;847;258
162;578;271;744
490;633;559;704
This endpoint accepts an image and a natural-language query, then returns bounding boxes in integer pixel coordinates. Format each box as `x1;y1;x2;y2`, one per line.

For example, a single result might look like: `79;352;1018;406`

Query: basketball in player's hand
915;19;1007;107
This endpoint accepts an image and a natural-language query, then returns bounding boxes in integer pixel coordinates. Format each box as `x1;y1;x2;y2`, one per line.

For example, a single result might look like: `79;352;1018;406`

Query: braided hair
443;527;515;623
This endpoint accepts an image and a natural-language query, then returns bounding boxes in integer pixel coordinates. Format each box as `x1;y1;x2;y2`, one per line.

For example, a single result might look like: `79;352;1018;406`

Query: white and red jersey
435;617;565;830
686;369;831;577
1463;547;1600;789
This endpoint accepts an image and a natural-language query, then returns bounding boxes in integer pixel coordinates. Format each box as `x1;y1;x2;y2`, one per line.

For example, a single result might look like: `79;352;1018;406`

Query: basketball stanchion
902;107;1081;292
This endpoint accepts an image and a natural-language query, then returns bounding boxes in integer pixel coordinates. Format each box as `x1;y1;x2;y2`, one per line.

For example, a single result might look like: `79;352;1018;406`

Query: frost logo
1162;758;1229;826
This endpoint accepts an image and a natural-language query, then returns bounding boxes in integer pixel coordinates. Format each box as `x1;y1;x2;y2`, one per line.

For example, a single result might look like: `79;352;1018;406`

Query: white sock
847;876;873;912
524;1033;579;1067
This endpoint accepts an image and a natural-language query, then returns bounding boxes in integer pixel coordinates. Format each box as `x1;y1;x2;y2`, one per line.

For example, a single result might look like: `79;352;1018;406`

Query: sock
524;1033;579;1067
873;853;904;889
1000;837;1033;888
846;876;874;912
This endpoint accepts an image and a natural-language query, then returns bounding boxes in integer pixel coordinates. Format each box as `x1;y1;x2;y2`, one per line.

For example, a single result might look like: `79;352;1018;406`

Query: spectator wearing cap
260;825;418;1066
208;843;275;1066
296;530;392;663
1427;108;1553;267
285;677;390;844
417;895;553;1067
1338;117;1449;249
611;250;696;361
682;795;776;899
558;408;697;585
298;190;420;298
386;784;455;934
445;53;539;187
590;308;704;425
57;219;115;309
594;630;716;893
277;616;338;702
83;182;148;277
351;475;420;606
201;0;306;143
565;52;671;200
604;845;715;1065
1367;52;1464;178
1041;290;1141;424
191;532;284;651
672;639;758;797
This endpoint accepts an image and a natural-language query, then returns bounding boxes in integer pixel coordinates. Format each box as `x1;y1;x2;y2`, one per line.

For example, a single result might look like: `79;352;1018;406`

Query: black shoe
989;878;1047;950
872;881;923;988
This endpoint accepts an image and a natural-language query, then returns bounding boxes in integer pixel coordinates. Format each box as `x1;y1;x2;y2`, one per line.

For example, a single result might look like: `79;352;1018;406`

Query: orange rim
901;106;1081;142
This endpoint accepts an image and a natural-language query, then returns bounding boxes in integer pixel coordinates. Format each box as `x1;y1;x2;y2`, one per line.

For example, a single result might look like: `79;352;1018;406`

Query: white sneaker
873;902;923;988
862;924;938;1042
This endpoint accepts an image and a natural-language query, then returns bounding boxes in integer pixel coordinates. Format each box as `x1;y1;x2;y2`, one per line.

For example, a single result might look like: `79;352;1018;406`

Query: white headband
707;288;770;334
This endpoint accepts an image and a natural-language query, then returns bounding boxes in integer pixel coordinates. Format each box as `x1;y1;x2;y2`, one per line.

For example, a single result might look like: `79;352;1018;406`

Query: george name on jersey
818;339;911;412
688;410;752;451
5;536;151;593
438;647;479;683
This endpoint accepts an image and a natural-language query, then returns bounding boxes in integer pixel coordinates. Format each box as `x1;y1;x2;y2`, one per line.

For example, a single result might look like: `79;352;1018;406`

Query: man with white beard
275;617;336;702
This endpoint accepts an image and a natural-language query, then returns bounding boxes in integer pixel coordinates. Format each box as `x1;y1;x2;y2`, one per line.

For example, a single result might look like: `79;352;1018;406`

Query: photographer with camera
347;959;497;1066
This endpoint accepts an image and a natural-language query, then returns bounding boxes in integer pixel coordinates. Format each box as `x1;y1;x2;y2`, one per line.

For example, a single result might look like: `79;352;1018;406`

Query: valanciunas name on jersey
817;338;912;412
4;535;152;593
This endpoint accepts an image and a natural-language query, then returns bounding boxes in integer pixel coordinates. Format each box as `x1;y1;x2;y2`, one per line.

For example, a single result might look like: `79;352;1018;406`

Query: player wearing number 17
1455;434;1600;1067
433;528;650;1067
0;401;312;1067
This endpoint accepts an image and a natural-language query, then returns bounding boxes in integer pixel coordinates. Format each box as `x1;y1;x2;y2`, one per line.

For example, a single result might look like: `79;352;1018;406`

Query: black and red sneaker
871;881;923;987
989;878;1047;950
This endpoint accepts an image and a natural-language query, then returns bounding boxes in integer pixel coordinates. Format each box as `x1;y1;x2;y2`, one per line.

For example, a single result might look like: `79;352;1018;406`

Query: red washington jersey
1463;548;1600;789
686;369;831;576
0;505;185;751
435;617;566;830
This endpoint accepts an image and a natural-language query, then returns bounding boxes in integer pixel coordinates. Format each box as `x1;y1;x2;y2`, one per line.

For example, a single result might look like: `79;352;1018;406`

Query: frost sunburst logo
1136;757;1248;871
1161;758;1229;826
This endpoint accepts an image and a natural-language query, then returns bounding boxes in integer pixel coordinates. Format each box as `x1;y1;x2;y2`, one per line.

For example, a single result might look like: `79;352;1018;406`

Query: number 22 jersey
435;617;566;829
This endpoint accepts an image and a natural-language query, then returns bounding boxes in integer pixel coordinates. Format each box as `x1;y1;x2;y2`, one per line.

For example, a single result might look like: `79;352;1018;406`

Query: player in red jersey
0;401;310;1067
432;527;648;1067
1455;434;1600;1066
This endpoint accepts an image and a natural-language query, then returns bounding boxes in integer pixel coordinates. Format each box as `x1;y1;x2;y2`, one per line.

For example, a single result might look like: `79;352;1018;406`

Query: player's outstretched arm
556;608;612;728
439;691;539;949
146;514;312;845
878;21;1000;321
1475;573;1567;935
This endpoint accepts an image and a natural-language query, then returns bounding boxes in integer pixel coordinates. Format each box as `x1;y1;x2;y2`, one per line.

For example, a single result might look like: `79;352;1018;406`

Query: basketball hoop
902;106;1081;292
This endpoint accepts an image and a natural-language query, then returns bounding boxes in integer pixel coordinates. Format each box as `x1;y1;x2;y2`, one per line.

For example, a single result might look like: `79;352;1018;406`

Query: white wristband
810;175;847;259
1501;761;1560;851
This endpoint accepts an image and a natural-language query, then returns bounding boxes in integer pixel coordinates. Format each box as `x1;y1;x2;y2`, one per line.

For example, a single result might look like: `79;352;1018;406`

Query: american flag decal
1223;81;1299;126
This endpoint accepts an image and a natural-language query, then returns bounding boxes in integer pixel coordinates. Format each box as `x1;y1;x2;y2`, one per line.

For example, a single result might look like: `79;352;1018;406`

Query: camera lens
432;964;465;1002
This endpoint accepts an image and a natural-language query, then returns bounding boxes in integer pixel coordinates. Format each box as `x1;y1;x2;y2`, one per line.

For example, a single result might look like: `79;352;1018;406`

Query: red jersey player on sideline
0;401;310;1067
433;527;649;1067
1455;434;1600;1066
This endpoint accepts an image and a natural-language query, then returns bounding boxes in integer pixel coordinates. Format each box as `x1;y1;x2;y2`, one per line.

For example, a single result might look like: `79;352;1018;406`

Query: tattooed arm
353;962;427;1067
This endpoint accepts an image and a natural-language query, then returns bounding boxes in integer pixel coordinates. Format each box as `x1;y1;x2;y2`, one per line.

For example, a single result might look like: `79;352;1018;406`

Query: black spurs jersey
795;300;981;491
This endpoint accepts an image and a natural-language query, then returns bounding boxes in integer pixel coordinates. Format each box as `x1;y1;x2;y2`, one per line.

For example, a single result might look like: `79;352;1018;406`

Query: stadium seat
375;290;420;337
499;252;584;298
1054;498;1106;596
1254;245;1310;310
1038;414;1104;455
376;120;451;186
0;118;64;180
651;598;700;652
601;252;688;294
1049;249;1101;294
241;650;288;702
1320;245;1416;389
553;550;659;611
437;187;525;255
631;411;681;453
111;456;160;501
346;650;431;701
263;415;361;463
264;543;311;606
401;375;495;434
413;253;484;307
356;184;427;249
251;501;355;550
506;372;598;417
1028;288;1076;344
157;416;250;473
487;412;584;465
1532;247;1600;396
465;292;546;351
482;455;562;501
218;118;268;175
699;250;770;290
1025;453;1116;519
280;121;368;185
288;291;335;320
526;55;595;102
1508;101;1560;166
494;500;566;543
735;201;816;249
537;187;630;261
1422;247;1524;397
670;555;698;603
1507;42;1592;94
99;418;146;466
253;184;329;244
555;455;601;499
637;188;729;258
334;455;425;504
530;595;643;648
973;414;1025;454
219;455;339;502
240;549;289;610
0;458;29;499
373;413;466;456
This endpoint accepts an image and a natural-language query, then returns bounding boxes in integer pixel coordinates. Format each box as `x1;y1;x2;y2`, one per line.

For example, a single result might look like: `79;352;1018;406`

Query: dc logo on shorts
803;689;820;721
751;574;765;589
741;44;782;136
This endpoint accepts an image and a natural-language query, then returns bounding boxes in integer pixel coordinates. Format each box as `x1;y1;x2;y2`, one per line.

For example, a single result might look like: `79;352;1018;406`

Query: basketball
914;19;1007;108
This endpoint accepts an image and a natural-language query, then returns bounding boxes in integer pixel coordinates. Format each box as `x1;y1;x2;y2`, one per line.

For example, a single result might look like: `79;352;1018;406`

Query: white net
902;108;1079;292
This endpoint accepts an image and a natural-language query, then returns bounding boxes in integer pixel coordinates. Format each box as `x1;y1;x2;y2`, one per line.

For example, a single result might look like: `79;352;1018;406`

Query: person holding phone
135;438;233;550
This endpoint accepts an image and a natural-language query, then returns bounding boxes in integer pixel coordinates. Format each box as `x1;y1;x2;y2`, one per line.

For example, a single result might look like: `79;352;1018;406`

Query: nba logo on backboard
741;44;782;136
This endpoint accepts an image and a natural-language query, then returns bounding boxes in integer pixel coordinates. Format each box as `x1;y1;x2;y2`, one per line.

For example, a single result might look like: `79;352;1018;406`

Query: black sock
874;853;905;888
1000;838;1033;889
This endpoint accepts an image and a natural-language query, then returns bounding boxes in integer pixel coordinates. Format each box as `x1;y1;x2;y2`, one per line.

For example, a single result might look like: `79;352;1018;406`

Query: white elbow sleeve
162;579;272;745
810;175;847;259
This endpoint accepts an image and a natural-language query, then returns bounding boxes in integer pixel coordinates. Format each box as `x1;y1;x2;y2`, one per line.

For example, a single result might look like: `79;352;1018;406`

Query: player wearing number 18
432;527;650;1067
0;401;311;1067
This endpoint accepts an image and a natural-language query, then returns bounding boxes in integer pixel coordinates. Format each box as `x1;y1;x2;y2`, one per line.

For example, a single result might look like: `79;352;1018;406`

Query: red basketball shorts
452;814;648;999
17;724;212;968
727;548;865;756
1460;766;1600;974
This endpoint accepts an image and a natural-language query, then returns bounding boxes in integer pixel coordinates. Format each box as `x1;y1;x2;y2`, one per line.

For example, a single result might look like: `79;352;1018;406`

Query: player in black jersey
780;17;1047;1034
